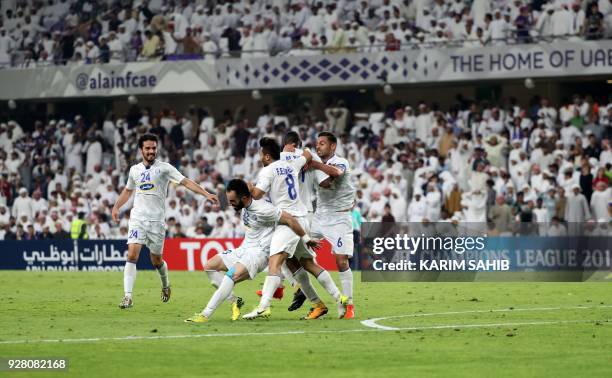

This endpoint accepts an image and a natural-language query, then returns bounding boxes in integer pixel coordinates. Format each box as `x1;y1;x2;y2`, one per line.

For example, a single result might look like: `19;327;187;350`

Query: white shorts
311;212;354;256
219;245;268;280
127;219;166;255
269;217;316;260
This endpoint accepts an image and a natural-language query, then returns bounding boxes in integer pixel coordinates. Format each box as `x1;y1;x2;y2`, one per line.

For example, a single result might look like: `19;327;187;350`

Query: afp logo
76;73;89;90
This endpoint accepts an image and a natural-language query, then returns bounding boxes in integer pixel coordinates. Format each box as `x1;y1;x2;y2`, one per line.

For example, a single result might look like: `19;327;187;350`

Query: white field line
0;305;608;345
360;305;612;330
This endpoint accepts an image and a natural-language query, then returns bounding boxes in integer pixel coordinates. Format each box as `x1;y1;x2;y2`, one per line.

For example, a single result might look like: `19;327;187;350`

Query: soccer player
112;133;218;309
278;131;324;311
308;131;357;319
242;137;347;320
185;179;317;323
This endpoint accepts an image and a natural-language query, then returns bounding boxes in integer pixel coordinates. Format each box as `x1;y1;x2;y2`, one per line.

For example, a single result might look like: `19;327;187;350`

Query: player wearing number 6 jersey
112;134;218;309
242;138;348;320
308;131;357;319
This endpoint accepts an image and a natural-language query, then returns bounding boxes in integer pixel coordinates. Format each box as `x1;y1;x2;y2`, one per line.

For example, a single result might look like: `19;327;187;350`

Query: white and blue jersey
240;198;282;252
125;160;185;222
315;154;356;213
255;157;308;217
280;148;322;213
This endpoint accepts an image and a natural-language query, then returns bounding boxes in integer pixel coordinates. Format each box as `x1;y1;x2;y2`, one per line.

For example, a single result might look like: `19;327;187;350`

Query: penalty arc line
360;304;612;331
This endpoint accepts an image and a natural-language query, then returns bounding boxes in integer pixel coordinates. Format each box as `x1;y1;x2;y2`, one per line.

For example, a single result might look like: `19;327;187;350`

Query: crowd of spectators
0;90;610;240
1;0;612;68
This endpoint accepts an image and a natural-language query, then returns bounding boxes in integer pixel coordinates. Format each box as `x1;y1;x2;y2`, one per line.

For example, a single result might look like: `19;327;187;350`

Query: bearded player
112;134;218;309
309;131;357;319
185;178;318;323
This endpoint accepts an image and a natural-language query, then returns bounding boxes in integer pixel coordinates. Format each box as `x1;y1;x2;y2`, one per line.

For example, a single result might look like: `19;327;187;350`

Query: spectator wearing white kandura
565;184;592;223
0;28;14;67
13;188;34;222
83;135;102;176
462;189;488;223
201;32;218;62
590;181;611;222
408;190;427;222
536;5;556;39
0;205;10;225
165;198;181;221
425;183;442;222
569;2;586;40
471;0;492;28
490;9;510;45
31;190;48;217
5;150;24;175
551;4;572;39
209;216;233;238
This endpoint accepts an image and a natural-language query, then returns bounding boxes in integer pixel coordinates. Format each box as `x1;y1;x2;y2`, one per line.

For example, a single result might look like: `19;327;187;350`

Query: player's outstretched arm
278;211;319;249
112;188;134;222
180;178;219;204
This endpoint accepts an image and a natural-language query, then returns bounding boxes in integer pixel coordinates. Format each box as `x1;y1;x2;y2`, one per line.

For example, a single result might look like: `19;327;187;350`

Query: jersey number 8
285;174;297;200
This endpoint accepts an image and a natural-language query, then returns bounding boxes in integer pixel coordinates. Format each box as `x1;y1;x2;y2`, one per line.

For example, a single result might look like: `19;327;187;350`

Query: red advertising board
163;238;338;271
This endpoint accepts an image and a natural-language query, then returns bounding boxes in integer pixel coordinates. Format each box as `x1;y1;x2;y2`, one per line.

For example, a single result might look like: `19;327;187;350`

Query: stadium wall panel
0;238;337;271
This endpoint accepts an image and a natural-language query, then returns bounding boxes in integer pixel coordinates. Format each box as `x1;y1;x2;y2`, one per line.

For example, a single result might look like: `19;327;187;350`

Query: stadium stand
0;91;610;240
1;0;612;67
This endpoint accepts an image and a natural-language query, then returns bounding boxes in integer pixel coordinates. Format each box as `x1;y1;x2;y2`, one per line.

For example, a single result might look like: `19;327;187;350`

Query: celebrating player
185;179;317;323
112;134;218;309
242;137;348;320
278;131;325;311
309;131;357;319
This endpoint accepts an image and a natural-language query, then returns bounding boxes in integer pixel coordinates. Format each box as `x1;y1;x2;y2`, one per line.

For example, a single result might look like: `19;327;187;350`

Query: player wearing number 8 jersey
111;134;218;309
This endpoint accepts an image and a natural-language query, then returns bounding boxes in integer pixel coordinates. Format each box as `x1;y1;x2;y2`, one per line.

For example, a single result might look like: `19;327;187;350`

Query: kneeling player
185;179;316;323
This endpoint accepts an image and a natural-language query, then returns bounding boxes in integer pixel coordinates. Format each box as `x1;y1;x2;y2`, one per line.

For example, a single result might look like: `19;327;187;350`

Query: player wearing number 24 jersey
112;134;218;310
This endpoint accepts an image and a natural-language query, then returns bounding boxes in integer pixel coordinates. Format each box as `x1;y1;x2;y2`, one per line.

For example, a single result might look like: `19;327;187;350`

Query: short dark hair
138;133;158;148
259;137;281;160
282;131;301;148
226;179;250;198
318;131;337;144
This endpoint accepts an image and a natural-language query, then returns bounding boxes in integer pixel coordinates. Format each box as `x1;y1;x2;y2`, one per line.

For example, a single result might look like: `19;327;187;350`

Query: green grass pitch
0;271;611;377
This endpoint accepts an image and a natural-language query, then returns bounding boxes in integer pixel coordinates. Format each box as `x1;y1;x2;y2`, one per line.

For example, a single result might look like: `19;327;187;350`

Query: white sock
206;270;236;302
316;270;341;302
281;263;298;287
294;268;320;303
205;270;224;288
339;269;353;304
156;261;169;288
124;261;137;298
202;275;235;318
259;275;281;311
